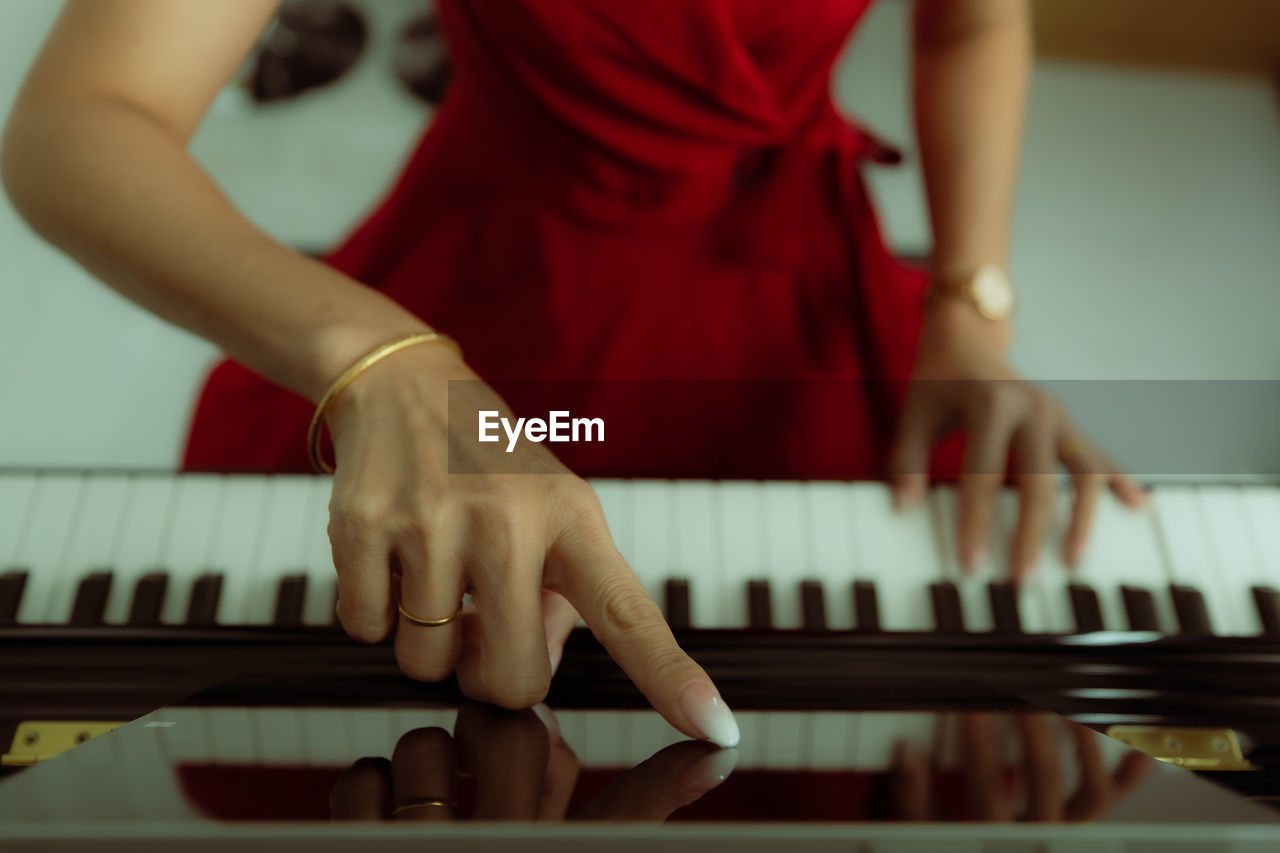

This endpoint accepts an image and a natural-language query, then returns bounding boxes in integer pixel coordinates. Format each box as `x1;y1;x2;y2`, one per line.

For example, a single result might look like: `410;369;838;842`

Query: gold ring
397;600;463;627
393;798;454;815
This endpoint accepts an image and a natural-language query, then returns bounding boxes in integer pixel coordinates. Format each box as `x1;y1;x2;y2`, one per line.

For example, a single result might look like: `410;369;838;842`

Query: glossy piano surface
1;687;1277;851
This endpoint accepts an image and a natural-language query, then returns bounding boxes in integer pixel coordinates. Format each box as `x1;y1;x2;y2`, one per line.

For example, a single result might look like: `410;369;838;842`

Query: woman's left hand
888;299;1146;581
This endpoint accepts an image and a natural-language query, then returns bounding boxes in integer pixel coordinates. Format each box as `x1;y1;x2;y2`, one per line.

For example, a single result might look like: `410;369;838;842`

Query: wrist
922;294;1013;356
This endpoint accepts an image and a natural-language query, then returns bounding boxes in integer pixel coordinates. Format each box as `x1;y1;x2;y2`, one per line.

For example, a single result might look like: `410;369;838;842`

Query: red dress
182;0;931;479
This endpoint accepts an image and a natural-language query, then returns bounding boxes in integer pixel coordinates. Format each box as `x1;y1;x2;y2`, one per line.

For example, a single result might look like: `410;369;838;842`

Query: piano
2;470;1279;636
5;470;1280;803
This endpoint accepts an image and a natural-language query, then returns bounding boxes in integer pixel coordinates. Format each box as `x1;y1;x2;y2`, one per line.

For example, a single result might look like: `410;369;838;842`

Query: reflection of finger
330;757;392;821
454;701;549;820
574;741;736;822
959;713;1010;821
1112;751;1155;797
533;705;580;820
390;727;457;822
542;589;581;676
1016;714;1062;822
888;741;932;820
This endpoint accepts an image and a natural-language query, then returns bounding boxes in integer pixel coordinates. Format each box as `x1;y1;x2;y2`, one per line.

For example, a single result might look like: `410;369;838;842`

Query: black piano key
929;582;965;633
664;579;691;629
0;570;29;625
747;580;773;629
69;571;113;626
128;572;168;626
1252;586;1280;636
273;574;307;627
186;573;223;627
988;583;1022;634
1068;584;1105;633
1121;585;1159;631
1170;585;1212;635
853;581;880;632
800;581;827;630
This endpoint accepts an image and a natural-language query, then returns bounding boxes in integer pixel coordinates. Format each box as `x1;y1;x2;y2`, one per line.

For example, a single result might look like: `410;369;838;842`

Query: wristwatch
929;264;1016;322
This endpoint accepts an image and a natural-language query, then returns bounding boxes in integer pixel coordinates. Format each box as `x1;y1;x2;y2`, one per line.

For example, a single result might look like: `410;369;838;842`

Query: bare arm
1;0;735;745
912;0;1031;347
1;0;429;403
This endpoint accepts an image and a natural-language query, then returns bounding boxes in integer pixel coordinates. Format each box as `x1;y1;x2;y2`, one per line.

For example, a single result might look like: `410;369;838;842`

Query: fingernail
679;682;740;748
548;643;564;676
531;703;562;742
682;747;739;792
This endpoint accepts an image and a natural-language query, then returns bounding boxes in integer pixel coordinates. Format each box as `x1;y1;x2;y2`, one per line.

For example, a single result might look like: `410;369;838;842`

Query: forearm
1;94;429;403
912;0;1031;282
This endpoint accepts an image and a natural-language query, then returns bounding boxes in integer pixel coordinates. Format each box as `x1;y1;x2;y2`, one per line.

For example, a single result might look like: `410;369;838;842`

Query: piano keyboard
2;471;1279;638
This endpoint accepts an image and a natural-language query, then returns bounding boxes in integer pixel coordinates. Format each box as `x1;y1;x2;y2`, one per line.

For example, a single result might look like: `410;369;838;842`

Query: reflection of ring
1058;434;1092;463
397;600;463;627
393;798;454;815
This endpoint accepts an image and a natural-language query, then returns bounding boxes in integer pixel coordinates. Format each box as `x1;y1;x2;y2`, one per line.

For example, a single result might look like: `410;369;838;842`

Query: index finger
547;528;739;748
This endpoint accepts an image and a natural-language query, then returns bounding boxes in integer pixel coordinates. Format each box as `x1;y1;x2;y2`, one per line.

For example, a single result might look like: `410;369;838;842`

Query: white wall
2;0;1278;471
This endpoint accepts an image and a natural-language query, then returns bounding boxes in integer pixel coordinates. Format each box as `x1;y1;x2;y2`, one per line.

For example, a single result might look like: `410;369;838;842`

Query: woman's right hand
320;338;740;748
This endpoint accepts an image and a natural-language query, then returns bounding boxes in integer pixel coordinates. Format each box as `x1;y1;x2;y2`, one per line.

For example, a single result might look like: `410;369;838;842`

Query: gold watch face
971;265;1015;321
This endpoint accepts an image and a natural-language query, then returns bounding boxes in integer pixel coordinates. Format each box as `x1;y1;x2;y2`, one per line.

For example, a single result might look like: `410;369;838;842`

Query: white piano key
670;480;723;628
626;711;682;765
205;475;270;626
0;472;39;564
995;491;1051;634
1152;486;1239;634
1073;492;1175;633
1242;487;1280;585
848;711;937;770
589;479;630;630
254;708;306;763
931;487;996;633
300;477;337;627
103;476;179;625
555;710;588;754
807;711;857;769
52;474;131;622
298;708;358;766
718;481;767;628
155;708;214;762
241;476;315;626
156;475;226;625
760;711;807;768
849;483;941;632
732;710;767;766
1028;492;1077;634
760;482;809;629
206;707;260;763
804;481;857;630
581;711;628;767
13;474;86;624
591;479;631;558
1198;486;1268;636
346;709;397;760
624;480;672;607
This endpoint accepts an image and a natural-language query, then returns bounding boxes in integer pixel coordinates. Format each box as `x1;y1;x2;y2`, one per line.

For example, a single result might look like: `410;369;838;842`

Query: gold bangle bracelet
307;331;462;474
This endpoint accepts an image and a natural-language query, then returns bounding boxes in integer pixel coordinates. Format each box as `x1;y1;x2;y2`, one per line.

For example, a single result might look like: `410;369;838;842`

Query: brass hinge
2;721;126;767
1105;725;1254;770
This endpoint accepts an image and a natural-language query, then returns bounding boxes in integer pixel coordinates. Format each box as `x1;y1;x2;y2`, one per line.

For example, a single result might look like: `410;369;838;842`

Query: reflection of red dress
182;0;929;478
